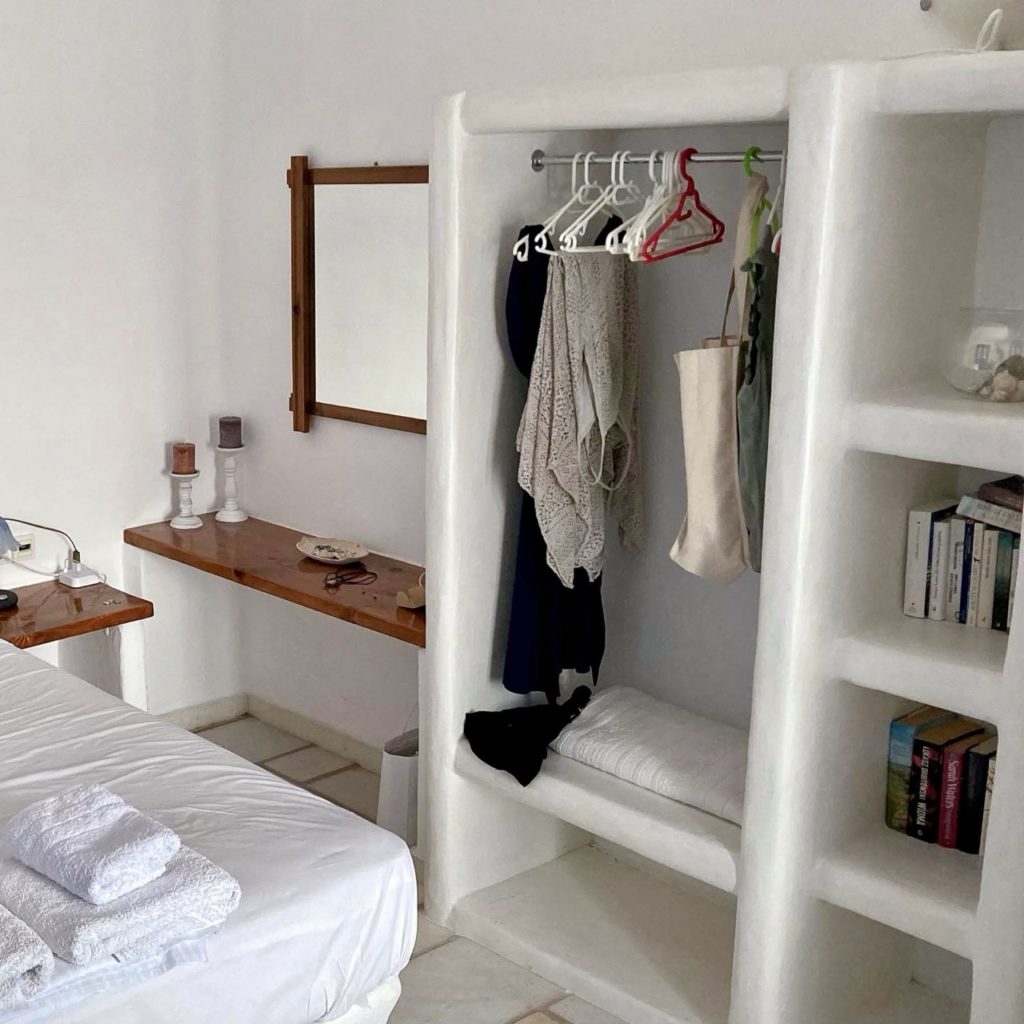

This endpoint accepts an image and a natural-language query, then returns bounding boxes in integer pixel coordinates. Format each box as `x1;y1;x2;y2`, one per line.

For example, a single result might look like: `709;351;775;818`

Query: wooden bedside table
0;581;153;649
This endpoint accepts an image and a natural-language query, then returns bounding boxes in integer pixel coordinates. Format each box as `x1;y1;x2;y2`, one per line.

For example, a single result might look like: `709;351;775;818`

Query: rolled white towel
3;784;180;905
0;847;240;966
0;904;53;1009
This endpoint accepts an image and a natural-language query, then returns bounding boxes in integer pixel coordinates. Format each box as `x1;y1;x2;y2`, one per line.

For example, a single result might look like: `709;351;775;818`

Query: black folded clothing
463;686;592;786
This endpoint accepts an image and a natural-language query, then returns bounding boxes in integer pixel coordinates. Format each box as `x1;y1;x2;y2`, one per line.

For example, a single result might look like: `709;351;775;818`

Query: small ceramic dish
296;536;369;565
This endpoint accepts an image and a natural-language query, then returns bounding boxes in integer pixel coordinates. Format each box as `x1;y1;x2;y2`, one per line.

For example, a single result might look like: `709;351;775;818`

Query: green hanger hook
742;146;762;177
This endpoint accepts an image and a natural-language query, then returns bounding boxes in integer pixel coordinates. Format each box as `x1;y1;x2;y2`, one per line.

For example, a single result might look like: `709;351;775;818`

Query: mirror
289;158;429;434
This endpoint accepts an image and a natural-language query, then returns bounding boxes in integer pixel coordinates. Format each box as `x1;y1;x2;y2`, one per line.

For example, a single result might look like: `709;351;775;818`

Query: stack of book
903;475;1022;630
886;706;997;854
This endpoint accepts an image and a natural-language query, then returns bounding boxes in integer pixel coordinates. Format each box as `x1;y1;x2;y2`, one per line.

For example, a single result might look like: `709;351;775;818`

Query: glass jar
944;308;1024;402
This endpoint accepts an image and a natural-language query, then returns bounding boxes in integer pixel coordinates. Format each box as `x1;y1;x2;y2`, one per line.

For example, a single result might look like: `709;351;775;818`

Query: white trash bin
376;729;419;845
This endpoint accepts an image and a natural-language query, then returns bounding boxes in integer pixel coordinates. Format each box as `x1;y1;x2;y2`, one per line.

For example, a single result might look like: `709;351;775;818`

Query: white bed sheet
0;641;417;1024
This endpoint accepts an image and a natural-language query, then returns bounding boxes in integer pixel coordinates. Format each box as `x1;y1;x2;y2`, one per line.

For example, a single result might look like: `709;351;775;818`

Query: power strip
58;561;104;588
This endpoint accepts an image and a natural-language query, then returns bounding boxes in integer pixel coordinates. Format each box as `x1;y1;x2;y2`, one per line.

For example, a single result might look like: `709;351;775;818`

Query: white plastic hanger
605;150;663;256
620;150;680;259
535;152;603;258
560;152;641;253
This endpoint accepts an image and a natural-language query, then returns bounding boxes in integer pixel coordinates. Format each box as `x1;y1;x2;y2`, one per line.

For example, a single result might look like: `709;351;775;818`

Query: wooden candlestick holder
215;446;248;523
170;471;202;530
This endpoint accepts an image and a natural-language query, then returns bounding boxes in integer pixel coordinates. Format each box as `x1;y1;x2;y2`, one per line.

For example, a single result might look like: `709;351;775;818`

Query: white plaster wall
0;1;243;710
211;0;960;746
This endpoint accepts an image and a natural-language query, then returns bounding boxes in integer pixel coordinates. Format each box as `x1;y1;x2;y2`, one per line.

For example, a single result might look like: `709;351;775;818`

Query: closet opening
437;111;789;1024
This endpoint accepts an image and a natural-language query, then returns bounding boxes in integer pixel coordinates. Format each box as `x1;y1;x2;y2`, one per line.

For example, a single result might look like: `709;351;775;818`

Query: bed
0;640;417;1024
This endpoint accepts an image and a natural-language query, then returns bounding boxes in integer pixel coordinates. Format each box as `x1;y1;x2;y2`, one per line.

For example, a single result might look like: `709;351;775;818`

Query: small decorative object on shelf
171;442;196;475
944;308;1024;402
169;471;202;530
215;445;248;524
218;415;243;449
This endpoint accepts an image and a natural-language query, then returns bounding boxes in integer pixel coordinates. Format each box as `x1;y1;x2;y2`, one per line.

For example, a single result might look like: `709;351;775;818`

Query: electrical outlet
11;533;34;562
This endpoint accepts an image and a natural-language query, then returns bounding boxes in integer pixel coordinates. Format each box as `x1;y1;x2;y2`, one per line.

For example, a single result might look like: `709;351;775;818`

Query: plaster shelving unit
454;737;741;893
426;51;1024;1024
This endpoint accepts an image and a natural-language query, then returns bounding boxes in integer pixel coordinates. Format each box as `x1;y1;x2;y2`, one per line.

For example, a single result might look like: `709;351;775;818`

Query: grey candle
219;416;243;448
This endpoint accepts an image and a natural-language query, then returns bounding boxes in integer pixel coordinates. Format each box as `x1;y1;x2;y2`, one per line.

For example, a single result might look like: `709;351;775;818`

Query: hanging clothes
737;225;780;573
517;244;643;588
502;227;606;702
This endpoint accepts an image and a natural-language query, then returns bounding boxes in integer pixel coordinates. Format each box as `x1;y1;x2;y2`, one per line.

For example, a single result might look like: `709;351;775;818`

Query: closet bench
123;515;425;647
454;737;741;894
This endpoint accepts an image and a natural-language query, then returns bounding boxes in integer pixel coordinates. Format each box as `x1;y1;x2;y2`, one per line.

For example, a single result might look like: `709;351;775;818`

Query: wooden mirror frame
288;156;430;434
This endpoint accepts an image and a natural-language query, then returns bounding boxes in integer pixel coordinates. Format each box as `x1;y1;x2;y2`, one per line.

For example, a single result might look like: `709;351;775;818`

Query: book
907;717;985;843
957;495;1023;535
981;753;997;855
904;499;958;618
958;521;975;624
886;706;953;832
966;523;984;626
977;528;1000;629
938;733;985;848
957;735;998;855
928;519;952;621
945;518;967;622
978;474;1024;513
992;531;1015;632
1011;538;1020;628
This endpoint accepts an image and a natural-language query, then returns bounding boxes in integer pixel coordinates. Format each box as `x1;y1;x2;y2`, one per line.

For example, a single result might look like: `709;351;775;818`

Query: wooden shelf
124;515;425;647
454;846;736;1024
846;380;1024;474
0;581;153;648
836;616;1005;724
455;737;741;893
814;825;982;960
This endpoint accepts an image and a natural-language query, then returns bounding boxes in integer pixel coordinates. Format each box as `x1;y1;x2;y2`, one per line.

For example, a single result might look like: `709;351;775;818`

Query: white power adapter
58;556;104;589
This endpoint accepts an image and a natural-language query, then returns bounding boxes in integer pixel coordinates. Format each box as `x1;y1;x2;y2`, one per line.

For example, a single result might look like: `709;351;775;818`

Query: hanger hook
678;148;699;189
648;150;660;185
618;151;631;187
742;146;762;177
570;152;582;194
583;151;597;189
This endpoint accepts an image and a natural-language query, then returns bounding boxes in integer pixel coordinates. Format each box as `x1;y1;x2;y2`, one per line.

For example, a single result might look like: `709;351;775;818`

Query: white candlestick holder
170;471;202;530
215;446;248;523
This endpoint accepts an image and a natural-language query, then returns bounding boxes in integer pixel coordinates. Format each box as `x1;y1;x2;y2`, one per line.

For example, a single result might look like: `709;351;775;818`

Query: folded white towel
0;904;53;1009
550;686;748;825
3;784;180;906
0;847;241;966
0;933;209;1023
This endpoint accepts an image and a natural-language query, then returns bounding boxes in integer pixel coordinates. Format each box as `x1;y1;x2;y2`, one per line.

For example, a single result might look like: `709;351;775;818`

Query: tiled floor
196;714;625;1024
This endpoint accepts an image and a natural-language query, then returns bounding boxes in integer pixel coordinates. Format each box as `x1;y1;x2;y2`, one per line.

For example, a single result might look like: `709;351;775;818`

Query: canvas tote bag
668;276;749;582
668;173;767;583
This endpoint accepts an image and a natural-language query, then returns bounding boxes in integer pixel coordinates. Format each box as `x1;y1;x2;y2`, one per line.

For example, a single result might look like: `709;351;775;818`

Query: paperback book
907;717;984;843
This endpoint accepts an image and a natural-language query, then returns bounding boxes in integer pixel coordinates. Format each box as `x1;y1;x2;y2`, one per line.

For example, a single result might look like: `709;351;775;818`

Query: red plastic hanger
641;149;726;263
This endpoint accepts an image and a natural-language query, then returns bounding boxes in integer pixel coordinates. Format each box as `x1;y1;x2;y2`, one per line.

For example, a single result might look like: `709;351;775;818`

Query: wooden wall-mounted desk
123;515;425;648
0;582;154;649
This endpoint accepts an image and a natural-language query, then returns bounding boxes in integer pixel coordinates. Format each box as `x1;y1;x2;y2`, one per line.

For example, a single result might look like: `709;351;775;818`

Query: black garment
464;686;592;786
502;225;612;703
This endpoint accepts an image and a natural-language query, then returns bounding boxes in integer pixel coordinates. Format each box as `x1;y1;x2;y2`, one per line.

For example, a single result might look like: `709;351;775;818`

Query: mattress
0;641;417;1024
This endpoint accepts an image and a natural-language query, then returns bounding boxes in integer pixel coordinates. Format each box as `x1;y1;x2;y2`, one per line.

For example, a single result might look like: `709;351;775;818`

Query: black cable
324;567;378;589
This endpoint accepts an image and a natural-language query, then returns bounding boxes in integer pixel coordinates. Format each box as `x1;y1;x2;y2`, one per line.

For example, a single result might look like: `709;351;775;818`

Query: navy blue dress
502;226;609;702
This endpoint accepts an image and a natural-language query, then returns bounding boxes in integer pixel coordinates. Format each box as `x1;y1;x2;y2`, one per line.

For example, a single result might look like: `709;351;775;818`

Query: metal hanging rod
530;148;785;172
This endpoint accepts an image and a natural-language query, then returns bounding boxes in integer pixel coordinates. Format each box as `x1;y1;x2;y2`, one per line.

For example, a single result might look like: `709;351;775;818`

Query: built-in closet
423;53;1024;1024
